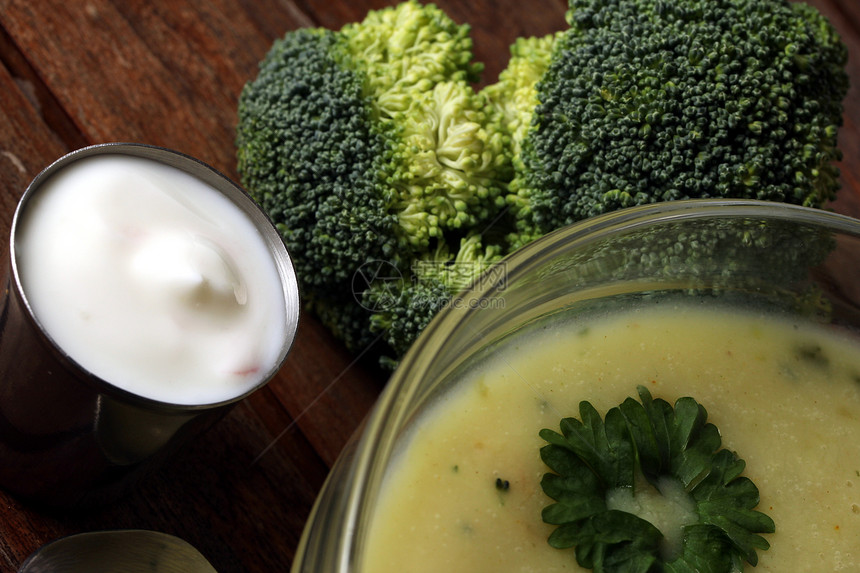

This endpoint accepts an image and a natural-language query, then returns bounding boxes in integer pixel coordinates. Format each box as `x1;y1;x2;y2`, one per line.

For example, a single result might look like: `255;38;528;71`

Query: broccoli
236;1;511;357
236;0;849;368
503;0;849;238
365;231;506;363
483;33;565;250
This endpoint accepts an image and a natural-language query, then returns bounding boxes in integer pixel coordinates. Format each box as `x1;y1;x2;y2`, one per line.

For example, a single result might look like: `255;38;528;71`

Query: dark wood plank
265;315;387;468
0;0;232;170
0;49;68;231
104;0;300;179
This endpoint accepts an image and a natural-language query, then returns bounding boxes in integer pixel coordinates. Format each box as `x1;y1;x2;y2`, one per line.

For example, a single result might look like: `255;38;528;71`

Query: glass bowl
291;199;860;572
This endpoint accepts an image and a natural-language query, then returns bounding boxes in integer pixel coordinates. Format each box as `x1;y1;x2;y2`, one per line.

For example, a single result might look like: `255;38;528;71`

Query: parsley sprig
539;386;775;572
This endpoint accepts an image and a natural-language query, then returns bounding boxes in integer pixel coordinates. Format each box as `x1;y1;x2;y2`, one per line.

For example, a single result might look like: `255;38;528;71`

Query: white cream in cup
0;143;299;507
15;151;290;405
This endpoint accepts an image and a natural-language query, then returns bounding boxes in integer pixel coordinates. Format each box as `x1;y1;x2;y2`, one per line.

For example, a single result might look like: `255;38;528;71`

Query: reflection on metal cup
0;143;300;509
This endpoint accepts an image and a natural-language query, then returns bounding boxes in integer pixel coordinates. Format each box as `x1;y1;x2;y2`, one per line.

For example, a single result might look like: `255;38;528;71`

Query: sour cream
14;153;289;405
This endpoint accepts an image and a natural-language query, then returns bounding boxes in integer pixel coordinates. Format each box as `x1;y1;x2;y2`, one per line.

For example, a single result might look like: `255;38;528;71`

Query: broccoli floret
236;1;511;361
483;32;564;249
365;232;505;361
484;34;563;162
503;0;849;236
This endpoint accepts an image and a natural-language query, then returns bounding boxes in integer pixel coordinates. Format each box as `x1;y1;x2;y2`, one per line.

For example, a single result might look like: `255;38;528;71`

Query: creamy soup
361;303;860;571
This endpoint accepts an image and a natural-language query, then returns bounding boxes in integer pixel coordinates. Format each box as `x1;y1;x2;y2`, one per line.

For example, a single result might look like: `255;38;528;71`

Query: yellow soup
361;304;860;572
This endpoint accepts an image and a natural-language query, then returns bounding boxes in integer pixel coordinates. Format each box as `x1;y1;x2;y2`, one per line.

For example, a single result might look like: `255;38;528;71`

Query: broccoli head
237;0;849;368
236;1;511;358
502;0;849;236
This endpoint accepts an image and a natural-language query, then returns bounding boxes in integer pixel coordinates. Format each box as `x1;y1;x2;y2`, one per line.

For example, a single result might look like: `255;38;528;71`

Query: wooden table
0;0;857;570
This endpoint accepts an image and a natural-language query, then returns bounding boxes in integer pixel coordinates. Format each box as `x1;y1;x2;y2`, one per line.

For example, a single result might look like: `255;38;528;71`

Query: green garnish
539;386;774;572
795;343;830;369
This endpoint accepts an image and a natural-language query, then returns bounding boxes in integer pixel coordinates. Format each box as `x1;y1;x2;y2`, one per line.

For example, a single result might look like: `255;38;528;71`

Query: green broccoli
365;231;506;363
236;0;849;368
503;0;849;237
359;32;567;364
236;1;511;357
482;33;564;250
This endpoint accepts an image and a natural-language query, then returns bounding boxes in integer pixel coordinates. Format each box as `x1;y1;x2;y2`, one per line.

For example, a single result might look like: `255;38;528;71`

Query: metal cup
0;143;300;509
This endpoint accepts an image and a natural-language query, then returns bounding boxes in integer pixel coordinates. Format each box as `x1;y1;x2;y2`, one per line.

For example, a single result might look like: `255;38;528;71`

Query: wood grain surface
0;0;857;571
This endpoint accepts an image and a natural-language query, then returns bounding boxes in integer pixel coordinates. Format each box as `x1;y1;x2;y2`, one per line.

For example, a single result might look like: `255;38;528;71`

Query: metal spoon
18;530;218;573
